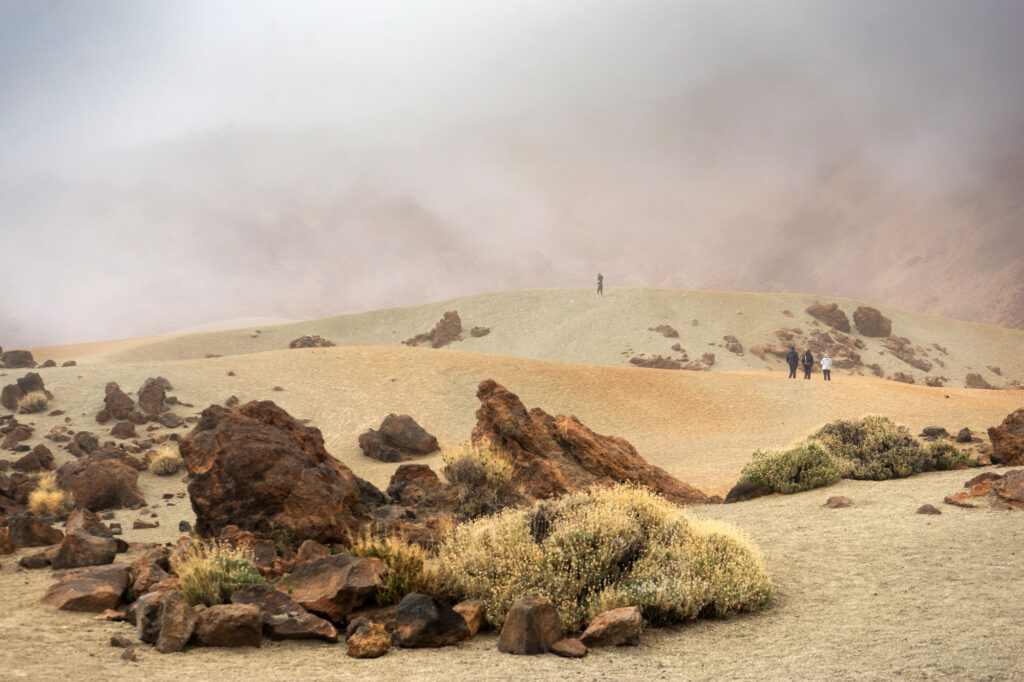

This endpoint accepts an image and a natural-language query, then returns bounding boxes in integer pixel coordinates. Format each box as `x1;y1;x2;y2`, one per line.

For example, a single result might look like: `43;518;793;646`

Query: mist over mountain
1;1;1022;347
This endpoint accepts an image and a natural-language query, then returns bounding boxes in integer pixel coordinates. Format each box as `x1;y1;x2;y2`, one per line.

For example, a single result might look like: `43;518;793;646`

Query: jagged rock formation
988;408;1024;466
403;311;463;349
358;414;440;462
806;303;851;332
853;306;892;337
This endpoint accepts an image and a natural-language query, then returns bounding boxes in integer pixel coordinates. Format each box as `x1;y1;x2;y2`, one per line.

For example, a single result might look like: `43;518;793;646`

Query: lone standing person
802;349;814;380
821;353;832;381
786;346;799;379
597;273;604;296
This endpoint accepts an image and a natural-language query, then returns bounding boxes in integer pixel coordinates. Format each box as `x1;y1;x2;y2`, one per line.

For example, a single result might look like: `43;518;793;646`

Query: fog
2;0;1023;347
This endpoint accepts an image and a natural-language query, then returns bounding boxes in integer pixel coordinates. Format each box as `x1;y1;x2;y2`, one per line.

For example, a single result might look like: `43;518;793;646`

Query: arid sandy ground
3;288;1023;679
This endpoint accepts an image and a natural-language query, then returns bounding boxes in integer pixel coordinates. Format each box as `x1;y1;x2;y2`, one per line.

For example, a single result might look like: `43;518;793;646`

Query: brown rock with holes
987;408;1024;466
498;595;563;655
347;620;390;658
51;533;117;569
191;604;263;647
56;452;146;511
629;355;682;370
551;638;588;658
179;400;381;544
137;377;171;416
472;380;709;504
135;590;197;653
824;496;854;509
358;414;440;462
4;512;64;548
852;306;892;337
403;311;463;349
41;563;129;612
394;592;471;648
916;504;941;515
279;554;386;622
454;599;487;637
579;606;642;647
806;303;851;333
104;383;136;421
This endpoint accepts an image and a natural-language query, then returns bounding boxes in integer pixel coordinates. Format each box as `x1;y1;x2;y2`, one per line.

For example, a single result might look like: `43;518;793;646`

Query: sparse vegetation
350;532;440;606
442;440;524;520
17;390;48;414
171;541;264;606
27;472;75;520
437;484;772;632
148;447;184;476
739;443;842;493
741;416;977;494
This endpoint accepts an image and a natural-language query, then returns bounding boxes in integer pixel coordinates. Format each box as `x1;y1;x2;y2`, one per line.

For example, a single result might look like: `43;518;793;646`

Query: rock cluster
944;470;1024;510
288;336;335;349
648;324;679;338
988;408;1024;465
806;303;851;332
882;337;932;372
628;354;682;370
0;349;36;369
852;306;892;337
1;372;51;411
358;414;439;462
403;311;463;349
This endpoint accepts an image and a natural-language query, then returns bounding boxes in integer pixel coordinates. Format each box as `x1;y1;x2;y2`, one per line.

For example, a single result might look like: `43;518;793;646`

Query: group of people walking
786;346;832;381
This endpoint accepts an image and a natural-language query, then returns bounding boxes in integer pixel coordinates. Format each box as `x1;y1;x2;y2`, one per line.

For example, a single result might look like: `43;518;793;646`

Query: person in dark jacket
597;273;604;296
802;349;814;379
785;346;799;378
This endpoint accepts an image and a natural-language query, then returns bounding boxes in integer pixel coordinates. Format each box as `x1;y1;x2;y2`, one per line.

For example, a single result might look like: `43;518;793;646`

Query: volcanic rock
988;408;1024;466
890;372;915;384
104;383;136;421
41;563;129;612
471;380;709;504
470;326;490;338
158;413;184;428
358;414;440;462
723;335;743;354
966;373;994;390
628;355;682;370
347;620;390;658
191;604;263;647
806;303;850;332
4;512;64;548
1;372;48;410
925;376;946;387
853;306;892;337
110;421;136;439
0;350;36;369
179;400;380;544
956;428;973;443
403;310;463;349
295;539;331;564
0;385;19;411
648;324;679;338
288;335;335;349
916;504;941;515
40;359;56;368
454;599;487;637
385;464;447;508
824;496;855;508
579;606;642;647
13;445;54;473
137;377;172;416
551;638;588;658
231;583;338;642
135;590;197;653
279;554;386;622
991;470;1024;509
497;595;562;655
65;508;113;539
2;423;33;450
51;533;117;569
724;480;772;503
394;592;471;648
56;452;146;511
883;337;932;372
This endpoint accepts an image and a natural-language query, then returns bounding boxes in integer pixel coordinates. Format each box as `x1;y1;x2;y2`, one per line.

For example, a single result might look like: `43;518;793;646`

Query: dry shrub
739;443;841;493
171;540;264;606
349;532;440;605
17;390;48;414
442;440;524;520
148;447;183;476
27;472;75;520
924;441;975;470
437;484;772;632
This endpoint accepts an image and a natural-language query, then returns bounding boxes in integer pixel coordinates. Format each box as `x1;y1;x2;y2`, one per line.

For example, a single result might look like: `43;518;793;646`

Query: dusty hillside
55;288;1024;390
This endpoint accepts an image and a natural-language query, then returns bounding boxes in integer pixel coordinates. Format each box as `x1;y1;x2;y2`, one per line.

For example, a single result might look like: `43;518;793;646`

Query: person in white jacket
821;354;832;381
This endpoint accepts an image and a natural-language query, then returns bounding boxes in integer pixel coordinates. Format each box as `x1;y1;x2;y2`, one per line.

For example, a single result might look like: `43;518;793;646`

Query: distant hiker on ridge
786;346;799;379
597;273;604;296
802;349;814;380
821;353;832;381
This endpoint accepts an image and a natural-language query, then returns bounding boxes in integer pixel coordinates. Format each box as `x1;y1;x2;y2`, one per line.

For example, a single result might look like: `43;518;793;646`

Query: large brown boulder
0;350;36;369
279;554;387;622
51;533;117;569
988;408;1024;466
231;583;338;642
394;592;471;648
191;604;263;647
579;606;642;647
358;414;440;462
135;590;197;653
471;380;709;505
347;620;390;658
41;563;129;612
403;311;463;349
1;372;48;410
991;470;1024;509
288;335;335;349
104;383;136;421
179;400;381;544
806;303;851;333
498;595;563;655
65;508;113;539
3;512;64;548
137;377;171;416
852;306;892;337
56;452;146;511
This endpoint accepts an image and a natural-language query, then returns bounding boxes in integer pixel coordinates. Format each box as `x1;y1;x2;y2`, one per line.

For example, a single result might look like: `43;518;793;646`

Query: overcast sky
2;1;1023;346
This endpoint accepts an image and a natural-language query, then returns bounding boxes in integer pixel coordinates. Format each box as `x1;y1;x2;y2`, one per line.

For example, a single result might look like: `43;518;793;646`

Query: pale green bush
172;541;264;606
738;443;842;493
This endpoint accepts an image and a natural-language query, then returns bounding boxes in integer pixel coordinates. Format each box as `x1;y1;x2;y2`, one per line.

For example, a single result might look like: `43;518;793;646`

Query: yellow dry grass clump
17;390;48;414
171;540;264;606
437;483;773;632
148;446;184;476
349;532;441;605
27;472;75;520
441;440;524;521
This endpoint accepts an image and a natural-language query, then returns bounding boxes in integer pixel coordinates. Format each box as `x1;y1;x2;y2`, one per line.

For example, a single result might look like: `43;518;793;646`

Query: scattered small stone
95;609;125;621
579;606;641;647
110;635;132;647
824;496;854;509
916;504;941;515
133;519;159;530
120;647;137;661
271;386;284;392
551;637;588;658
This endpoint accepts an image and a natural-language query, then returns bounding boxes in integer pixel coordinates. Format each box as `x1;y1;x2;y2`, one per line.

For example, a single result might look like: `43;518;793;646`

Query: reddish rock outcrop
41;564;129;612
648;324;679;338
103;382;136;421
279;554;387;622
179;400;380;544
289;335;335;349
56;451;146;511
628;355;682;370
403;311;463;349
51;533;117;570
991;470;1024;510
853;306;892;337
988;408;1024;466
471;380;709;505
358;414;440;462
498;595;563;655
454;600;487;637
882;337;932;372
966;373;994;390
579;606;642;647
806;303;850;332
135;590;197;653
